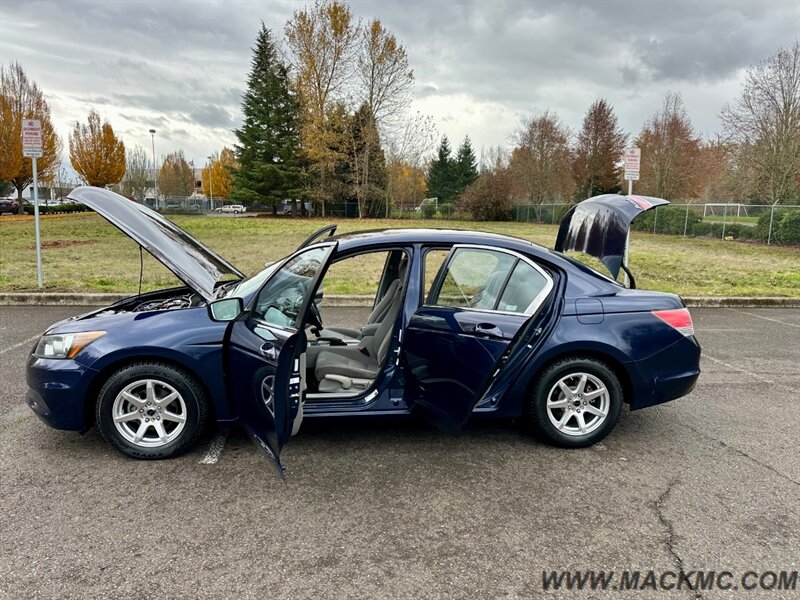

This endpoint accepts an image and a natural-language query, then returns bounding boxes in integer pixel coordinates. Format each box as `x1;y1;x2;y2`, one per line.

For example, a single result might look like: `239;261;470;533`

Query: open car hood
554;194;669;280
68;187;244;301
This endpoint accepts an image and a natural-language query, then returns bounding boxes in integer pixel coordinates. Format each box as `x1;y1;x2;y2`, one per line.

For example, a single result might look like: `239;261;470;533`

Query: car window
496;260;550;313
423;248;450;301
430;248;517;310
252;246;329;328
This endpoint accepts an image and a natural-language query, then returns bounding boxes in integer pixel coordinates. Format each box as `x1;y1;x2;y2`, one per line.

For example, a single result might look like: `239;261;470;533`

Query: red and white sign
22;119;43;158
624;147;640;181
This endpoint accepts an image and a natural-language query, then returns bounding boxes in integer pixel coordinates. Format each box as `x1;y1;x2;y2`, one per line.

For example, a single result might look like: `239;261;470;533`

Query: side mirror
208;297;243;322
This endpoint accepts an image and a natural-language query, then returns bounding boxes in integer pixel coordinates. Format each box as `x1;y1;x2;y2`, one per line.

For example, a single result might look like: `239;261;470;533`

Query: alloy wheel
111;379;187;448
545;372;610;437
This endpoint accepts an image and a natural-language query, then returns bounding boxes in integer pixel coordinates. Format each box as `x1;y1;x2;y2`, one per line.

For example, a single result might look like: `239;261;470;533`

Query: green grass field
1;213;799;297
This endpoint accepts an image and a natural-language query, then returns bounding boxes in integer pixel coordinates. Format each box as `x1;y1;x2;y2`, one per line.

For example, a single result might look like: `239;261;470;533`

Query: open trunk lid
554;194;669;280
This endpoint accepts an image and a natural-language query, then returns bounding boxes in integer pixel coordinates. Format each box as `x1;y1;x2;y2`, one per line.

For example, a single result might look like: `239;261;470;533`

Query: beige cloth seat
314;282;403;393
320;278;401;341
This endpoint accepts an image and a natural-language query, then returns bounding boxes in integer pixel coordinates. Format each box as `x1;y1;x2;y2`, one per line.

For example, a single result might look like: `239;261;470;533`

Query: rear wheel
96;362;209;459
526;356;622;448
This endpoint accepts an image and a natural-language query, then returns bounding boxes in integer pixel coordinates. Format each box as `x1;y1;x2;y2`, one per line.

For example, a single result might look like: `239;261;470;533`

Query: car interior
305;249;410;399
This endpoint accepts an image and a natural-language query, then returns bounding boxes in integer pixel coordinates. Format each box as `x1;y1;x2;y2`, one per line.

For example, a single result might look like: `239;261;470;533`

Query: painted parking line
733;309;800;329
702;354;793;392
0;334;39;356
199;432;228;465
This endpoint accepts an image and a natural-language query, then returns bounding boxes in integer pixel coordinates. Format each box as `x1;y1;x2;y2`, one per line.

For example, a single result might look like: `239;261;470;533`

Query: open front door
402;245;553;430
224;244;336;475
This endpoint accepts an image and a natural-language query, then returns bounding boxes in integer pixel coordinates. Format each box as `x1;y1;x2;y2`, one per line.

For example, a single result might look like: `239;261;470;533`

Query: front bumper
628;336;701;410
26;355;96;431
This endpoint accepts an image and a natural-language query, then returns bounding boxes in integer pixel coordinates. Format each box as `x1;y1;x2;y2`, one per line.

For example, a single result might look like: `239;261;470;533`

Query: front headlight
33;331;106;359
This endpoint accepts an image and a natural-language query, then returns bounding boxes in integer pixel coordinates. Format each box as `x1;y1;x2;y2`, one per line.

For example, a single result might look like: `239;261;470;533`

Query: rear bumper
26;356;95;431
628;336;701;410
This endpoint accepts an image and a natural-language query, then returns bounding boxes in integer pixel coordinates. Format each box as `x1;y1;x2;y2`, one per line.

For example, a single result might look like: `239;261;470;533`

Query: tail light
652;308;695;336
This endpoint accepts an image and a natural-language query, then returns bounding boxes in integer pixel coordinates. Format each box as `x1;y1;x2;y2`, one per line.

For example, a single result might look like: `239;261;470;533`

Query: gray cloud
1;0;797;168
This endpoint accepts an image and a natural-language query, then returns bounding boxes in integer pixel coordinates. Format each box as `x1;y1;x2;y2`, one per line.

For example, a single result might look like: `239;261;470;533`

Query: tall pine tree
454;136;478;195
232;24;303;214
426;136;455;203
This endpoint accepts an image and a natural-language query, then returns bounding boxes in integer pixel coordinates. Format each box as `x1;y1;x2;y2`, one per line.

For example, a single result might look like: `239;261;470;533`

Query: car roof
329;227;561;263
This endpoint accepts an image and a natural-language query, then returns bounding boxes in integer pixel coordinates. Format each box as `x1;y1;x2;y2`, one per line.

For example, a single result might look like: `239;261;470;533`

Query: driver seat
314;283;404;393
320;278;401;341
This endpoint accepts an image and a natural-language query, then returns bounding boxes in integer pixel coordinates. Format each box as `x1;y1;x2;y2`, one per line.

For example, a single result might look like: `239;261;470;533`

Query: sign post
623;147;641;195
622;148;641;287
22;119;44;288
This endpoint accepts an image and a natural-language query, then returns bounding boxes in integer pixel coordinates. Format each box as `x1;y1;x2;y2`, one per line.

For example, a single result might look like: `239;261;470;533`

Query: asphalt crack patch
678;421;799;488
653;478;703;599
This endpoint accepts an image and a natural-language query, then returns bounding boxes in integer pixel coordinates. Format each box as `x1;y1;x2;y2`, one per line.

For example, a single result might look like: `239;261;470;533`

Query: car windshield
222;261;282;300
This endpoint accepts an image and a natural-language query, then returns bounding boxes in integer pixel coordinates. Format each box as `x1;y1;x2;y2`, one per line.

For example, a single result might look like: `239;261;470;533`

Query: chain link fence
138;196;800;246
510;202;800;246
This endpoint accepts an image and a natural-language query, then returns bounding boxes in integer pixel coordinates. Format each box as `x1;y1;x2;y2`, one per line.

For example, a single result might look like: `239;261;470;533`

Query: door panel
403;244;554;429
226;321;303;476
225;243;336;475
403;306;527;426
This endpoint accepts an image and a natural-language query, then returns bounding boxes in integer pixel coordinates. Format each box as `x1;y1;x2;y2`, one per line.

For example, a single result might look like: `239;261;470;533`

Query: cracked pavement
0;306;798;599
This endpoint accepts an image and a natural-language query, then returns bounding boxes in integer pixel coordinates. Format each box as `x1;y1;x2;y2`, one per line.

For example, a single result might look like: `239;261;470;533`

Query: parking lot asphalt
0;306;798;599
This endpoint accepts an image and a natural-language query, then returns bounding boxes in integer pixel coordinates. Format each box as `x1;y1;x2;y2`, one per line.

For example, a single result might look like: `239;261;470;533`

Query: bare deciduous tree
509;111;574;203
721;42;800;203
352;18;413;217
122;145;150;202
573;99;627;198
634;92;701;199
385;112;437;216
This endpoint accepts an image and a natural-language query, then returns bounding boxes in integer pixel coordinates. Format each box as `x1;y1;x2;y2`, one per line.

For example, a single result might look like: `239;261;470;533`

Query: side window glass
497;261;549;313
423;248;450;302
253;246;328;328
430;248;516;309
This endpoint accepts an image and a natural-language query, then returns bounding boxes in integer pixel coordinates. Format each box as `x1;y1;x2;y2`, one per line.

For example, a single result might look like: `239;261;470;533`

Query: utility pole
207;155;214;210
149;129;158;209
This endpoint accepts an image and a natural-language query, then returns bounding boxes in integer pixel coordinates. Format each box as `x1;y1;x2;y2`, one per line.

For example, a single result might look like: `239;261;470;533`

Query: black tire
525;356;623;448
96;361;209;459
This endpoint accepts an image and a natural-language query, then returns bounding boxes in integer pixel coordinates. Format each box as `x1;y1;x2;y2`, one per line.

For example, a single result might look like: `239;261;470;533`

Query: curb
1;293;798;308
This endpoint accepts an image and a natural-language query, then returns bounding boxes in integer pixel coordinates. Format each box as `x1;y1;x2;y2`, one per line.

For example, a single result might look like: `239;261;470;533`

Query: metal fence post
721;204;727;240
683;204;690;237
767;205;775;245
653;206;658;233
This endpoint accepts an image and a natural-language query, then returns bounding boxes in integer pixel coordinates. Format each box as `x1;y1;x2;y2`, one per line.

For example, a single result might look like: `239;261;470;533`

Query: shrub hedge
631;206;800;245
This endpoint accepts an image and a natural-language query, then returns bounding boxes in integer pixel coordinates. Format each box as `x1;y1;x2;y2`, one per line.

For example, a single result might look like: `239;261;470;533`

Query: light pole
149;129;158;208
207;155;214;211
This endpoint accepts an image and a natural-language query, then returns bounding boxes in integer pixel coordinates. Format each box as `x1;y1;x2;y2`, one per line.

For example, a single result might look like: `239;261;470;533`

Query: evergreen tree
454;136;478;195
232;24;303;214
426;136;455;203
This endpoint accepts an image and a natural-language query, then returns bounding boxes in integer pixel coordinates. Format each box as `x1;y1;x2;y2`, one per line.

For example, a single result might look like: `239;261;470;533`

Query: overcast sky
1;0;798;172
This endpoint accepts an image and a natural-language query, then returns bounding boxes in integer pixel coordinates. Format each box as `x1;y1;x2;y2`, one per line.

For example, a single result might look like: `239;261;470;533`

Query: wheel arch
513;347;634;414
83;352;217;431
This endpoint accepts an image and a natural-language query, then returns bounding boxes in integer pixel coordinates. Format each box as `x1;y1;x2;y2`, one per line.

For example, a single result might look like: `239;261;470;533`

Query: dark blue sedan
26;188;700;474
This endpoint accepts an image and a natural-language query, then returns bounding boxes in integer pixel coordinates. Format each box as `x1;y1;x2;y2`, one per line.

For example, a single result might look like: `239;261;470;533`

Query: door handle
260;341;279;363
474;323;504;339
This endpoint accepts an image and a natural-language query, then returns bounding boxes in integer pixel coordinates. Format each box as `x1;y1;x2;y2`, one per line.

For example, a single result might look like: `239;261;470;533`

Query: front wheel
96;362;209;459
525;356;623;448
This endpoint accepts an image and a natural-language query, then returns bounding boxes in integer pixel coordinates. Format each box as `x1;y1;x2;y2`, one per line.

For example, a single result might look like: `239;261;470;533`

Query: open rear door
554;194;669;281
